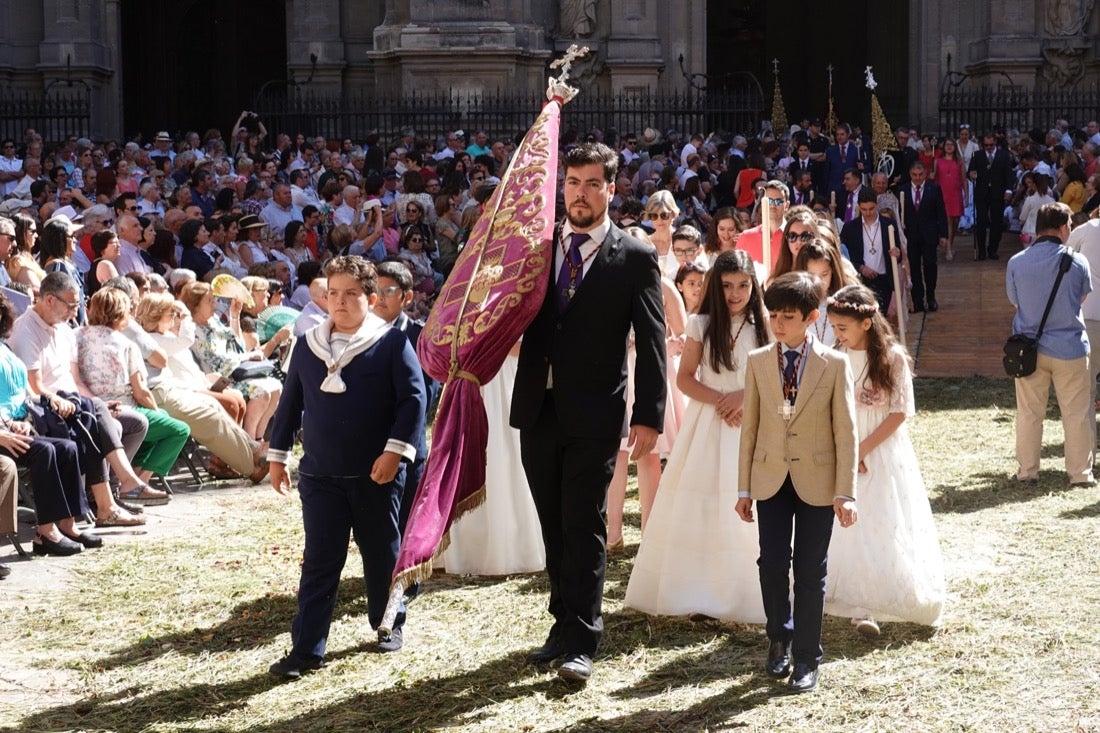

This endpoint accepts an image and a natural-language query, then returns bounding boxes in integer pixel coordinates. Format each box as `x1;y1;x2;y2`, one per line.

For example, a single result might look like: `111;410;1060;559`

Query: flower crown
826;296;878;315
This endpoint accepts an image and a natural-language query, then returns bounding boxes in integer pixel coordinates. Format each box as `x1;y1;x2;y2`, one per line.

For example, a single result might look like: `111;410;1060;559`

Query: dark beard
566;203;602;230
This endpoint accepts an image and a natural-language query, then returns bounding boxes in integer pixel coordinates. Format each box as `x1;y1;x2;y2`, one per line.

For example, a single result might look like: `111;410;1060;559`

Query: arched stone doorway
120;0;287;142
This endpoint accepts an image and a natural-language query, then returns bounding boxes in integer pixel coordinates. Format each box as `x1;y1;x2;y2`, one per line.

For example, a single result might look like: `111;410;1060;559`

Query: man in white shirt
11;157;43;200
434;131;465;161
260;183;304;235
115;214;152;275
680;133;702;169
332;185;361;228
292;278;328;337
620;134;640;165
289;169;319;210
136;180;165;220
0;139;22;197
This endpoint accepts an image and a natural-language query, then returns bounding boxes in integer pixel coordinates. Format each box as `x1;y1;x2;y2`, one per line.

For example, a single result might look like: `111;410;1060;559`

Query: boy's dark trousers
755;473;835;669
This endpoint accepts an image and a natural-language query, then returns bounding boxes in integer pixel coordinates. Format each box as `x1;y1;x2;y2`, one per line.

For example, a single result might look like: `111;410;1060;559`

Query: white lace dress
825;345;946;625
625;313;766;623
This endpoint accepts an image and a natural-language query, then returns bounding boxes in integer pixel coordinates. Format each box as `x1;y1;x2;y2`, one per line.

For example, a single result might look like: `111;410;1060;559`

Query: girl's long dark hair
697;249;771;373
826;284;909;396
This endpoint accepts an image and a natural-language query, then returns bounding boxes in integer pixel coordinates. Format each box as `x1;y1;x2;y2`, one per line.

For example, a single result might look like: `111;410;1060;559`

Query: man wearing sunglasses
968;133;1014;261
737;180;789;270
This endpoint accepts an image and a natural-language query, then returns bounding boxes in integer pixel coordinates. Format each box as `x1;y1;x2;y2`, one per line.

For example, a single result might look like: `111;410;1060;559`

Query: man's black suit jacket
510;225;667;440
901;181;948;246
968;147;1014;202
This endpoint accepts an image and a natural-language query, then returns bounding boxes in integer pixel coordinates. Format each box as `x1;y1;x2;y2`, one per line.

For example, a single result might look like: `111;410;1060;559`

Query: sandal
119;484;171;506
95;508;147;527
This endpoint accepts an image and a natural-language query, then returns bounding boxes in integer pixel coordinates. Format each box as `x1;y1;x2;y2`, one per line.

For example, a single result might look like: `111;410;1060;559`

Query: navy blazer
510;224;667;439
901;181;948;245
841;215;900;280
269;327;426;477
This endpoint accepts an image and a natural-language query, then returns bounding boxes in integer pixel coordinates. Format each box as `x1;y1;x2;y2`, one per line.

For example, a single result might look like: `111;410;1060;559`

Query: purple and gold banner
391;99;562;591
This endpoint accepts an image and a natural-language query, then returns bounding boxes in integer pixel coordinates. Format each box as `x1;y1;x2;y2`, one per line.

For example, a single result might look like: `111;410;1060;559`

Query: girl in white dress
795;239;857;350
440;352;546;575
824;284;945;634
625;250;772;622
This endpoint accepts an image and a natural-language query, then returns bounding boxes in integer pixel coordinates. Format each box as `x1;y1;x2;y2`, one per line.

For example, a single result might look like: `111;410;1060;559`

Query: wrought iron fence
0;90;90;144
938;84;1100;137
256;87;764;147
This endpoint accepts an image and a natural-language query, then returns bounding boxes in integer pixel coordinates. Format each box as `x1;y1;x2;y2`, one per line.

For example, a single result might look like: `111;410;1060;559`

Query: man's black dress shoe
268;652;325;679
61;530;103;549
32;533;82;557
788;663;819;693
765;641;791;678
526;636;566;665
558;653;592;682
927;299;939;312
911;304;925;313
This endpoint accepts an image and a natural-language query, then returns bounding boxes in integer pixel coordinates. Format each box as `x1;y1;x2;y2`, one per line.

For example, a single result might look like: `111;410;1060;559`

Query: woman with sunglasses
399;226;443;296
766;210;820;287
644;190;681;278
10;212;46;292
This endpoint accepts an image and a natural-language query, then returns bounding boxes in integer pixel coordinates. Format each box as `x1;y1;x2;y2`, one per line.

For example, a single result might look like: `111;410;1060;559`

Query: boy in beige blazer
736;271;858;694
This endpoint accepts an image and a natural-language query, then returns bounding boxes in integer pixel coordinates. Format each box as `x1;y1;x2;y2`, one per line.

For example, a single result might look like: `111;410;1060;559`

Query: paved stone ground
904;231;1019;378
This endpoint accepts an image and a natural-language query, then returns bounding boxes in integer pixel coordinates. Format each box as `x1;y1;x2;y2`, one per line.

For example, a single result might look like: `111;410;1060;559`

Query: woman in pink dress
932;138;966;261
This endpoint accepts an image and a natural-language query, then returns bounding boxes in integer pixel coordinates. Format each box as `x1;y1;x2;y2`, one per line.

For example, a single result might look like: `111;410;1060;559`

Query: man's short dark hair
290;169;309;186
190;169;209;188
376;259;414;293
1036;201;1071;232
112;192;137;215
763;271;821;317
564;143;619;184
857;188;877;205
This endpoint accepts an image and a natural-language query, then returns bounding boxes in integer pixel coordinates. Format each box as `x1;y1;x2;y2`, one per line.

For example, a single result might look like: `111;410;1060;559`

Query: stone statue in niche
560;0;597;38
1045;0;1096;36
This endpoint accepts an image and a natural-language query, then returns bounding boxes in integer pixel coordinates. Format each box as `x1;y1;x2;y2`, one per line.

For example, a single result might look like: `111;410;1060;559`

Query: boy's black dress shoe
765;641;791;678
788;663;819;693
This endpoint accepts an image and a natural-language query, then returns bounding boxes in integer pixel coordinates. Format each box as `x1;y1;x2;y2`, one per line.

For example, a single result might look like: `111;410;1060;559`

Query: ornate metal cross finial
864;65;878;90
547;44;590;103
773;58;780;75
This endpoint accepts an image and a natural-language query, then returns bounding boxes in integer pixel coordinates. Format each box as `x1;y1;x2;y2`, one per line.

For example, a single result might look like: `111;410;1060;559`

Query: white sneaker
855;617;880;637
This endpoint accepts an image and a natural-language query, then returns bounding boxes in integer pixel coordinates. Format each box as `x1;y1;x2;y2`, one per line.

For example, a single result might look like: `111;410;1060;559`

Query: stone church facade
0;1;1098;141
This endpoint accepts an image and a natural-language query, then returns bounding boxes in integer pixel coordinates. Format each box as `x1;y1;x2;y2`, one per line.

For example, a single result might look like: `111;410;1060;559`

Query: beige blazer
738;339;858;506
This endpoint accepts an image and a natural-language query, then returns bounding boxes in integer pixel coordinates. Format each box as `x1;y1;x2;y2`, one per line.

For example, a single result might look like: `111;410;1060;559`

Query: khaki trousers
1014;352;1095;483
152;384;257;476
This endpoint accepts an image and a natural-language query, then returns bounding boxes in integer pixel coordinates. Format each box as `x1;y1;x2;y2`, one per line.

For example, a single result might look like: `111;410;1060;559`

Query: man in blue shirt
1006;201;1095;486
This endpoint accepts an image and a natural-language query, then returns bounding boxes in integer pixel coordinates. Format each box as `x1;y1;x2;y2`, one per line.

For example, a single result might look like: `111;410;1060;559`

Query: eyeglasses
51;294;80;310
625;140;637;146
406;206;420;213
766;196;786;206
786;231;815;243
379;285;403;298
103;219;114;227
407;237;424;243
654;211;675;220
672;246;699;257
127;206;138;213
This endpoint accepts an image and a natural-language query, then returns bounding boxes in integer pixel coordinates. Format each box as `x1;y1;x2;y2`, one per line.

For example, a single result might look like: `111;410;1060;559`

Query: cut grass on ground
1;376;1100;732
